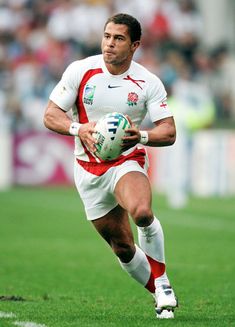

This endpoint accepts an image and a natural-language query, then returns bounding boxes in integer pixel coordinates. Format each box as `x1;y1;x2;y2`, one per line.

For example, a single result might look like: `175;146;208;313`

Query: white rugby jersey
49;54;173;172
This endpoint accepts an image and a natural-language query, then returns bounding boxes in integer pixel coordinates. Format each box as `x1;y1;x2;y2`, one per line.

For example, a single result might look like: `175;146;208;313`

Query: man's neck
105;61;131;75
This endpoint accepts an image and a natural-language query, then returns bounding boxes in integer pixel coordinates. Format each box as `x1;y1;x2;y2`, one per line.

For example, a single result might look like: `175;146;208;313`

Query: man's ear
132;41;140;52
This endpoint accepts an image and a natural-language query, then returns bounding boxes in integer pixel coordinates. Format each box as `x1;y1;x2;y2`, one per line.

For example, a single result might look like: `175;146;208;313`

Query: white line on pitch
13;322;47;327
0;311;16;318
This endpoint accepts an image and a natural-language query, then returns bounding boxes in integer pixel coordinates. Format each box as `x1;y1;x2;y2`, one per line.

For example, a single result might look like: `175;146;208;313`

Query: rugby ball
93;112;130;161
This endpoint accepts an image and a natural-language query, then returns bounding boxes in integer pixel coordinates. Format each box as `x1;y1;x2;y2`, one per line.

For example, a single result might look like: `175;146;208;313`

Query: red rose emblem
127;92;138;106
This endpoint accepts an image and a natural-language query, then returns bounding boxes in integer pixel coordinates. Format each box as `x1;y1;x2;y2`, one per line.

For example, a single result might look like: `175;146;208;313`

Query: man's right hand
78;122;97;153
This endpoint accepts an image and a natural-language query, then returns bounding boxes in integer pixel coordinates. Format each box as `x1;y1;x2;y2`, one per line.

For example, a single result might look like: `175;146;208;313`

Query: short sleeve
49;61;81;111
146;75;173;122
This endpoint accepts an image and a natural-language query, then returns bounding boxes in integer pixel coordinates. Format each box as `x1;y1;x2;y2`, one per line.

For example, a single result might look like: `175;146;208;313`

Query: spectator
0;0;234;133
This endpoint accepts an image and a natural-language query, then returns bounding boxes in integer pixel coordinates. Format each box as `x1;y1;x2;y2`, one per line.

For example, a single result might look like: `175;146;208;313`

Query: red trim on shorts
145;255;166;294
76;148;146;176
76;68;103;163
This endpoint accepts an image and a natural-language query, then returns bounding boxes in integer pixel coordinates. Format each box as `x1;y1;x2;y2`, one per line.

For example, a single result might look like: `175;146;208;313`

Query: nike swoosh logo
108;85;122;89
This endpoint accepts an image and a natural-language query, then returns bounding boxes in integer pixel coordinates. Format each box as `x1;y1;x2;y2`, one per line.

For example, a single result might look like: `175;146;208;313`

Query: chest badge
84;84;96;105
127;92;139;106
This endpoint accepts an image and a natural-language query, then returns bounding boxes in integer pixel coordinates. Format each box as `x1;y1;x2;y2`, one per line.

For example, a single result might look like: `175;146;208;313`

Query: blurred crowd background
0;0;235;132
0;0;235;204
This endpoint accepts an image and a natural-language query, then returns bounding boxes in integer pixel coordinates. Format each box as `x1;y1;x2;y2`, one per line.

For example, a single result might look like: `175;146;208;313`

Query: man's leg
114;171;177;318
92;205;153;287
114;171;167;282
92;205;135;263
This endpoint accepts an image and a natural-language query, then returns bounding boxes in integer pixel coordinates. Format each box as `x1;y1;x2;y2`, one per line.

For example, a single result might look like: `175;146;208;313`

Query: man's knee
131;205;154;227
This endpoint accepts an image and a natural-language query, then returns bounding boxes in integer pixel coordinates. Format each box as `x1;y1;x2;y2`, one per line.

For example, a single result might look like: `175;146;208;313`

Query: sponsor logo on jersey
108;85;122;89
84;84;96;105
127;92;139;106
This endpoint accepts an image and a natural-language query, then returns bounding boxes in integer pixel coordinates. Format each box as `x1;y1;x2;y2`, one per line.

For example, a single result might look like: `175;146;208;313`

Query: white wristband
139;130;149;145
69;122;81;136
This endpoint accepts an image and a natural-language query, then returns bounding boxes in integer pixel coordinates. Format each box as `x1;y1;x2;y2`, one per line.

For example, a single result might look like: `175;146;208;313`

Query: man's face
101;22;138;66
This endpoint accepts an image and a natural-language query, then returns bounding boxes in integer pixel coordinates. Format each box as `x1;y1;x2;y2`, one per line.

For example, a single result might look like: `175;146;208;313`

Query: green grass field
0;187;235;327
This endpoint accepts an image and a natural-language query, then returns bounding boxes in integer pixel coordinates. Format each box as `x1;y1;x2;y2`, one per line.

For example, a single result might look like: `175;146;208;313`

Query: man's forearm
44;101;73;135
147;118;176;147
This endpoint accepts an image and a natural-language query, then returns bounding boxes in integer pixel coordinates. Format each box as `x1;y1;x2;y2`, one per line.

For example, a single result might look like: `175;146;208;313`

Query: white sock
118;244;151;288
137;217;170;286
155;272;170;289
137;216;165;262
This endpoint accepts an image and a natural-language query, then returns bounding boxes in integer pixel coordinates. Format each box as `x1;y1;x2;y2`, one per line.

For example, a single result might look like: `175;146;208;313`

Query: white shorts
74;158;149;220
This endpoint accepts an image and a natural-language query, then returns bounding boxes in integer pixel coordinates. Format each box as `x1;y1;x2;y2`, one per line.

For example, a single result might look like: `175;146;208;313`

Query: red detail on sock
145;255;166;293
145;272;155;293
146;255;166;278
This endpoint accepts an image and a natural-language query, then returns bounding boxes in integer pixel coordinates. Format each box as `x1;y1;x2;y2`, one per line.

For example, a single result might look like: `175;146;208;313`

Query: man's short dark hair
104;13;142;43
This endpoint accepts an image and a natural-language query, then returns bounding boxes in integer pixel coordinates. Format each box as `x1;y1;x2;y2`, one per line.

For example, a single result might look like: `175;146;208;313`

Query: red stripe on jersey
76;68;103;162
76;68;103;123
76;148;146;176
